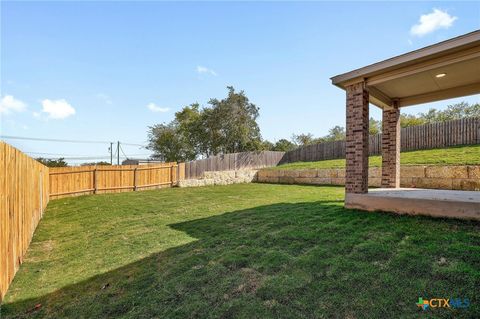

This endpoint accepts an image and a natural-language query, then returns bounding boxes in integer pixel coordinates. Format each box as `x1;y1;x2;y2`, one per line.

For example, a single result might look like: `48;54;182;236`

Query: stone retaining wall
178;170;258;188
257;165;480;191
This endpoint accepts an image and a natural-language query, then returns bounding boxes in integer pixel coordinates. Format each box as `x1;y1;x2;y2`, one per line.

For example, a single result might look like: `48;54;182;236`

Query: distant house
122;158;165;165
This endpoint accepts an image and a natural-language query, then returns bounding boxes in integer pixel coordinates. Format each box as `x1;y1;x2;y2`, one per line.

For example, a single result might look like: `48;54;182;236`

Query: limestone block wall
257;165;480;191
178;169;258;188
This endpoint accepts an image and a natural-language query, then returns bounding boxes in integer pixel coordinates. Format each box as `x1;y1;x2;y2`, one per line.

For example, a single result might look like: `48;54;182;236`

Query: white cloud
0;95;27;114
147;103;169;113
196;65;218;76
96;93;112;105
41;99;76;119
410;9;457;37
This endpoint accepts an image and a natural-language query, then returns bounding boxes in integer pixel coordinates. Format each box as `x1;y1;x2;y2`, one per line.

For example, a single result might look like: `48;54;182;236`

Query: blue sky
1;1;479;164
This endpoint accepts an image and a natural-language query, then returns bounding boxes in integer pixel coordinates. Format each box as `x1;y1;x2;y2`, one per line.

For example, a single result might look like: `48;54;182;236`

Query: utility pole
117;141;120;165
110;142;113;165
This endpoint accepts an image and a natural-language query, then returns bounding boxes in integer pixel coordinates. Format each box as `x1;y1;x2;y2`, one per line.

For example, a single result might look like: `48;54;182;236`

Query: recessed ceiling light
436;73;447;78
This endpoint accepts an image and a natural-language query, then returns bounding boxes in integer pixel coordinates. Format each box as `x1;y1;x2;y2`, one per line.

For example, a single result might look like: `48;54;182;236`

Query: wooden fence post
170;164;174;187
176;163;180;185
133;167;138;191
93;168;97;194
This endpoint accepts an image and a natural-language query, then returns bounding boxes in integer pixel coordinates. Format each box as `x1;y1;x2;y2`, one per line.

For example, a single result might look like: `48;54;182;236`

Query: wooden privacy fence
183;151;285;179
49;163;178;199
0;142;49;301
1;140;179;299
281;117;480;164
181;118;480;178
400;117;479;151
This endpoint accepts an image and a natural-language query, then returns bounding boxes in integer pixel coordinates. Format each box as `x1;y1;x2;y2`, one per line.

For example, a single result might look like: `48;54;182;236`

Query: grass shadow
2;200;479;318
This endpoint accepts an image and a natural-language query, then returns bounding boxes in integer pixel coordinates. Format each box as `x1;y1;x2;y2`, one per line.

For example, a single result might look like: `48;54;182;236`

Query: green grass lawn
2;184;479;318
271;145;480;170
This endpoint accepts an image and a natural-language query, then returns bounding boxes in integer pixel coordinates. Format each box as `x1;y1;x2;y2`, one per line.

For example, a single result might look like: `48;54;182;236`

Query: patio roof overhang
331;30;480;109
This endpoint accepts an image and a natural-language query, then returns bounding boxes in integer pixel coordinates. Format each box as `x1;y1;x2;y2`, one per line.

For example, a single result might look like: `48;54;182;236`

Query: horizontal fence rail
183;151;285;179
280;117;480;164
49;163;178;199
1;142;49;301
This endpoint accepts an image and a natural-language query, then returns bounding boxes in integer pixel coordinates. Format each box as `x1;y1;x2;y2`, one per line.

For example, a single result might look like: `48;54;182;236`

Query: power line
39;156;113;160
2;135;150;164
119;144;129;159
0;135;147;146
121;142;147;148
113;144;118;164
1;135;110;144
26;152;151;157
36;154;152;160
26;151;90;156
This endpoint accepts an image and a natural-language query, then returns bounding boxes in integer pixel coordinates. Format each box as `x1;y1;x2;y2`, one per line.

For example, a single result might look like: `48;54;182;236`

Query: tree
292;133;315;146
260;140;275;151
323;126;346;141
81;161;111;166
174;103;203;158
204;86;262;154
369;117;382;135
148;87;263;161
420;102;480;123
148;122;196;162
400;114;426;128
401;102;479;127
36;157;68;167
272;139;296;152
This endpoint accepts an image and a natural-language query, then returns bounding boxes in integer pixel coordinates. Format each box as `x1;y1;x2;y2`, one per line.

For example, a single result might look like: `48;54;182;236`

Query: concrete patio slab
345;188;480;220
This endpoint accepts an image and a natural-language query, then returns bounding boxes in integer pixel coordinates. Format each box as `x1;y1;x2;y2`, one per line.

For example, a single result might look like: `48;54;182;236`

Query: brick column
345;82;369;194
381;104;400;188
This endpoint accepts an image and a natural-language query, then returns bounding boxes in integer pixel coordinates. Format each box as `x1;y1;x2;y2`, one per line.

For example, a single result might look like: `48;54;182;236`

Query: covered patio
331;30;480;220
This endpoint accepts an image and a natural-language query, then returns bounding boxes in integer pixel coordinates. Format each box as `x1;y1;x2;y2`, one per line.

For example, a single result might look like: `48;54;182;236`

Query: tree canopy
148;98;478;161
148;87;262;162
36;158;68;167
400;101;479;127
271;139;296;152
289;102;479;147
81;161;111;166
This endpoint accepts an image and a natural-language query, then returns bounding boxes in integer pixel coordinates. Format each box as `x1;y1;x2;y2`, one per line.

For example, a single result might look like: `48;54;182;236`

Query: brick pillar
381;104;400;188
345;82;369;194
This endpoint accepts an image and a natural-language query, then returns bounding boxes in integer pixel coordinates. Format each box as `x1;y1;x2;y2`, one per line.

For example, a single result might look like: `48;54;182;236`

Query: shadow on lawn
2;200;479;319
